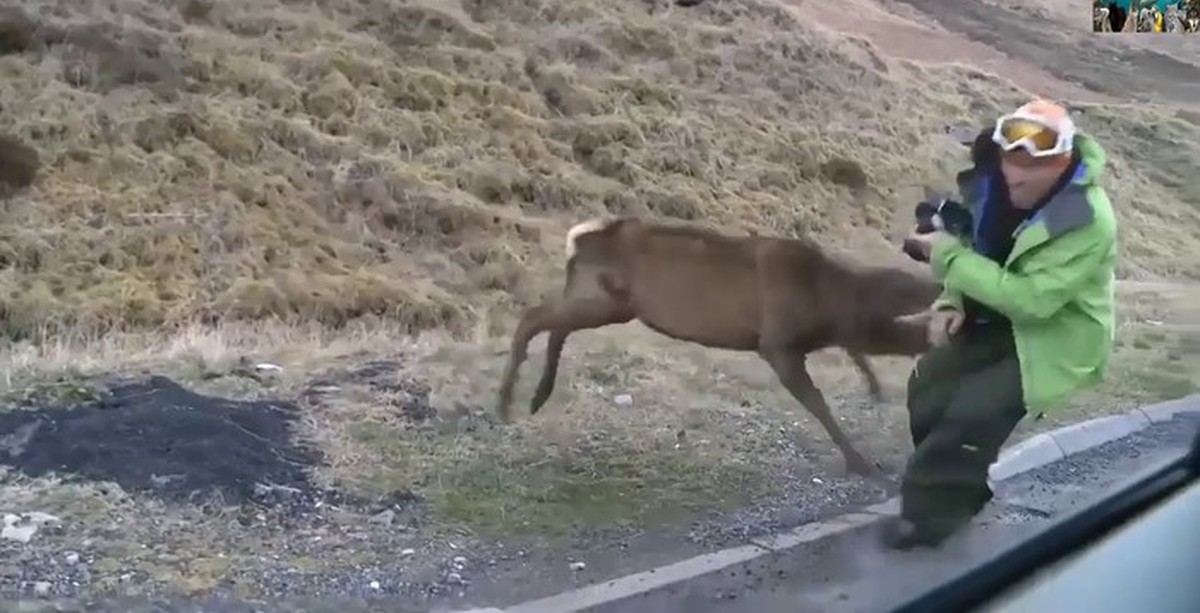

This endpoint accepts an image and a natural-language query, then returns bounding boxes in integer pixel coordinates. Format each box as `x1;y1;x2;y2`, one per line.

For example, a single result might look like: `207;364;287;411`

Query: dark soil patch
0;375;417;512
303;359;440;423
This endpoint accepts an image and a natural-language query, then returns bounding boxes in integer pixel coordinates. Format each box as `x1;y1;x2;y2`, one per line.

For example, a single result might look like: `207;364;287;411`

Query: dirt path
883;0;1200;105
983;0;1200;61
785;0;1113;103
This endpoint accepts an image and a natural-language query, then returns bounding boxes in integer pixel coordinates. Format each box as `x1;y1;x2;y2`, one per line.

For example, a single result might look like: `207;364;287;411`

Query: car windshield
0;0;1197;611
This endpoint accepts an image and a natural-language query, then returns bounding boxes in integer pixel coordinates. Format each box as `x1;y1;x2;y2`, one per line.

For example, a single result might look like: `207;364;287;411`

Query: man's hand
929;308;964;347
905;227;954;262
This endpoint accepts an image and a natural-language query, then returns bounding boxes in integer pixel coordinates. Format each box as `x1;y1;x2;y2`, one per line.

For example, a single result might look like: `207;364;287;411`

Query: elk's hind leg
761;349;884;480
847;350;883;402
497;294;632;421
528;297;633;415
497;303;556;422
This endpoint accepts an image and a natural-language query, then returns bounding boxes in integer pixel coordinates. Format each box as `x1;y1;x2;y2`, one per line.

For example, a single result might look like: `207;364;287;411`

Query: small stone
812;477;824;485
613;394;633;407
569;561;586;571
446;571;464;585
255;363;283;372
33;581;51;596
369;580;380;590
400;548;416;557
452;555;467;565
64;552;81;565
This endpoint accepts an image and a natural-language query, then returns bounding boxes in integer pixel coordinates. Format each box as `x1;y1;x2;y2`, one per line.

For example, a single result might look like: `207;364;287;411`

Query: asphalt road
591;411;1200;613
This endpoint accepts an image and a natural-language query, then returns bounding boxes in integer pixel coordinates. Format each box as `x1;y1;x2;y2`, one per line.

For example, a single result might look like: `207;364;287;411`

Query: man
886;100;1118;549
1110;0;1129;30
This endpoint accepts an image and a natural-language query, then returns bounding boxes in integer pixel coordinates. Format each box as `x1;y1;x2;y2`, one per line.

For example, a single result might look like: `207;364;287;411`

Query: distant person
884;100;1118;549
1108;0;1128;29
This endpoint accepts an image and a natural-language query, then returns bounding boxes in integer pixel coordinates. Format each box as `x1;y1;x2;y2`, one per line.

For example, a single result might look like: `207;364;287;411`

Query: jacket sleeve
928;228;1113;323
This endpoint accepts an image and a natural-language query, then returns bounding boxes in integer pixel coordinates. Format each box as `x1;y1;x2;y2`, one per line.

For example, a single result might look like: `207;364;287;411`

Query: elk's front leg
761;349;884;481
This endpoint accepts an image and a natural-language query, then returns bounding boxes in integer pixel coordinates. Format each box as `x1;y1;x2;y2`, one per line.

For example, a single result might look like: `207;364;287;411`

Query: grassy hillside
2;0;1196;341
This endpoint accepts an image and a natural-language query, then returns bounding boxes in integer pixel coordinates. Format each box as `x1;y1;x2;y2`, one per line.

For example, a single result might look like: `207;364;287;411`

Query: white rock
613;394;633;407
369;580;381;590
400;548;416;557
2;514;39;544
452;555;467;565
24;512;60;525
65;552;81;565
255;363;283;372
32;581;51;597
569;561;586;571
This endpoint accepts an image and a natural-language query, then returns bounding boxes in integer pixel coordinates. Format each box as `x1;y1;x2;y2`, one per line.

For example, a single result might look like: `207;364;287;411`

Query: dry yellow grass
2;0;1200;539
2;0;1198;340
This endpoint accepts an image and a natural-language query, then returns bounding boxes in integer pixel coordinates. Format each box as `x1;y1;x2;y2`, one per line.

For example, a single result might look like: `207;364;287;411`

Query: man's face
999;149;1068;209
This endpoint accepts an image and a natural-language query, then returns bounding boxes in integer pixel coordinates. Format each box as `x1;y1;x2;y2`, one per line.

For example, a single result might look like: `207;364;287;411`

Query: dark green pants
901;324;1027;535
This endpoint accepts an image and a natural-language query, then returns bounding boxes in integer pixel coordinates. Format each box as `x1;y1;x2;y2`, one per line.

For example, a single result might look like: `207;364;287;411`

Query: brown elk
496;217;941;477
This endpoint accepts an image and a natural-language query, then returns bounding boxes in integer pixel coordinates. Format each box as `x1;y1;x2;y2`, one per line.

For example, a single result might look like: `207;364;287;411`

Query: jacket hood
1073;134;1106;186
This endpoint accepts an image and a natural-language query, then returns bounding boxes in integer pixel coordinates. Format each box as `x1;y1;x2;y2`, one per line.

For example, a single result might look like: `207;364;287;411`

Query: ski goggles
991;111;1074;158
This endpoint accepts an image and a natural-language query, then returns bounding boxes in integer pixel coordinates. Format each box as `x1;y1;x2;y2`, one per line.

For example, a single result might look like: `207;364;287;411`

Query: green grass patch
339;417;767;538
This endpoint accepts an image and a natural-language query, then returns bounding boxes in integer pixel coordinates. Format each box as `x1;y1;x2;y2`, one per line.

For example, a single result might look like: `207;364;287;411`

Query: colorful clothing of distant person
1109;0;1183;11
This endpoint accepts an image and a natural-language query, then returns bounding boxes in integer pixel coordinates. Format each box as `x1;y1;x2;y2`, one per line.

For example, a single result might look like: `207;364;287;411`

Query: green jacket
929;134;1118;415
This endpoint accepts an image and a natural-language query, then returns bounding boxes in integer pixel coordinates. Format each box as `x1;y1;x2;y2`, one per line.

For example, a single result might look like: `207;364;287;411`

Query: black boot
878;515;969;550
884;484;992;550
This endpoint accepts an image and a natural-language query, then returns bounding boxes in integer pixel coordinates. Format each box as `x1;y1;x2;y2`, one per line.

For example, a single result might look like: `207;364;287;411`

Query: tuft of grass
0;131;39;196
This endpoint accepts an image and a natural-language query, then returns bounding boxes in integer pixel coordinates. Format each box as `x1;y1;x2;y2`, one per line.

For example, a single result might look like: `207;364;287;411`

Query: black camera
902;197;973;262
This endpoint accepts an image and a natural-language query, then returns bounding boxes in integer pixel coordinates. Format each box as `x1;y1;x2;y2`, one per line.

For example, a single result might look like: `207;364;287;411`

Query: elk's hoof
496;407;516;424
